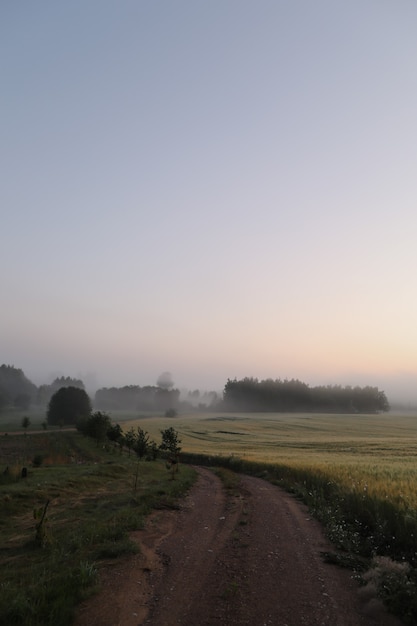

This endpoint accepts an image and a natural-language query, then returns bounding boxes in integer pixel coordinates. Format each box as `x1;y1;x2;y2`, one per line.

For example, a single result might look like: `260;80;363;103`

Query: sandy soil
74;467;402;626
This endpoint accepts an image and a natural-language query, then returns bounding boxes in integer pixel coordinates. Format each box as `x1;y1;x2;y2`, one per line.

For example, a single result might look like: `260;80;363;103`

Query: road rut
75;467;402;626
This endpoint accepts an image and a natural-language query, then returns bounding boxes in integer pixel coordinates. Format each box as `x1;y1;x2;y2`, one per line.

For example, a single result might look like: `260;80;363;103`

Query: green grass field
0;430;196;626
0;408;49;432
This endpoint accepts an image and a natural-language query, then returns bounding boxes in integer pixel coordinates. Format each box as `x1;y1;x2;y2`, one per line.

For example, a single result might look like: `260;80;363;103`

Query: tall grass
183;450;417;561
182;449;417;623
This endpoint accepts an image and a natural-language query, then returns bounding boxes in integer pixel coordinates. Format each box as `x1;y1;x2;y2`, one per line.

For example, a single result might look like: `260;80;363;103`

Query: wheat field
122;411;417;511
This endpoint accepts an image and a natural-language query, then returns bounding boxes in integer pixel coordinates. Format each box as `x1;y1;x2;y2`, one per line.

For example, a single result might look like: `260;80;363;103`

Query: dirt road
75;467;401;626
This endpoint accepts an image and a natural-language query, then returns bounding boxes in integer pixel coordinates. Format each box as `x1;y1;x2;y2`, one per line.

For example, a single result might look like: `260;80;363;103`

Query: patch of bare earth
74;468;402;626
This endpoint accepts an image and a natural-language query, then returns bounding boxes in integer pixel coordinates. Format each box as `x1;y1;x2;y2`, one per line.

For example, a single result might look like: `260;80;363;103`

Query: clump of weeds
361;556;417;624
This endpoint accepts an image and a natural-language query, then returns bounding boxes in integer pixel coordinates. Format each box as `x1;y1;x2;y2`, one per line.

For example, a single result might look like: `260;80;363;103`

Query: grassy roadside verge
0;433;196;626
183;451;417;624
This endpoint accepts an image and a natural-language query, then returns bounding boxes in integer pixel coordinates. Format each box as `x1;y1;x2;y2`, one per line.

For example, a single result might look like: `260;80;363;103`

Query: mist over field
12;360;417;410
2;3;417;410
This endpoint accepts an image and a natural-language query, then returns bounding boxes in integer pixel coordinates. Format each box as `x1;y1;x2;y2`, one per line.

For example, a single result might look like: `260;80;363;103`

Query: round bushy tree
47;386;91;426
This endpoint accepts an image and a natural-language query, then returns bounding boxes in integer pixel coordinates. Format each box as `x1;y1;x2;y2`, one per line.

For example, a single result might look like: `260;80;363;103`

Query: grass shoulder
0;432;196;626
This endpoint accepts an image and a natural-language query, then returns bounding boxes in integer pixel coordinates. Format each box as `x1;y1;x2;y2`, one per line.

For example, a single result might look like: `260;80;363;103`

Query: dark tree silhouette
159;427;182;456
223;377;389;413
37;376;85;406
134;427;150;459
47;386;91;426
107;422;123;443
80;411;111;445
0;364;37;408
124;427;136;456
160;427;182;479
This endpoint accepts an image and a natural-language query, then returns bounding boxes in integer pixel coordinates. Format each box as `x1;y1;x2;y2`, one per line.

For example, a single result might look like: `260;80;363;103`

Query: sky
1;1;417;403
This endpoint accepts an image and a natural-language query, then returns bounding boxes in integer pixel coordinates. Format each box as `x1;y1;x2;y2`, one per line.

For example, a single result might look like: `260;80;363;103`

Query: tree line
0;366;86;411
223;377;390;413
0;365;37;411
94;385;180;412
0;365;219;414
76;411;179;455
0;363;390;416
46;388;182;468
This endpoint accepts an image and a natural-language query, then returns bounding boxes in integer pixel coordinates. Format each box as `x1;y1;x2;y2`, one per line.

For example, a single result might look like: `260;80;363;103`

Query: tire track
75;468;402;626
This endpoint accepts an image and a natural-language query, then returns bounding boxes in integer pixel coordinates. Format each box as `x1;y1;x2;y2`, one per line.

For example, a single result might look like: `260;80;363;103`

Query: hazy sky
2;2;417;401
